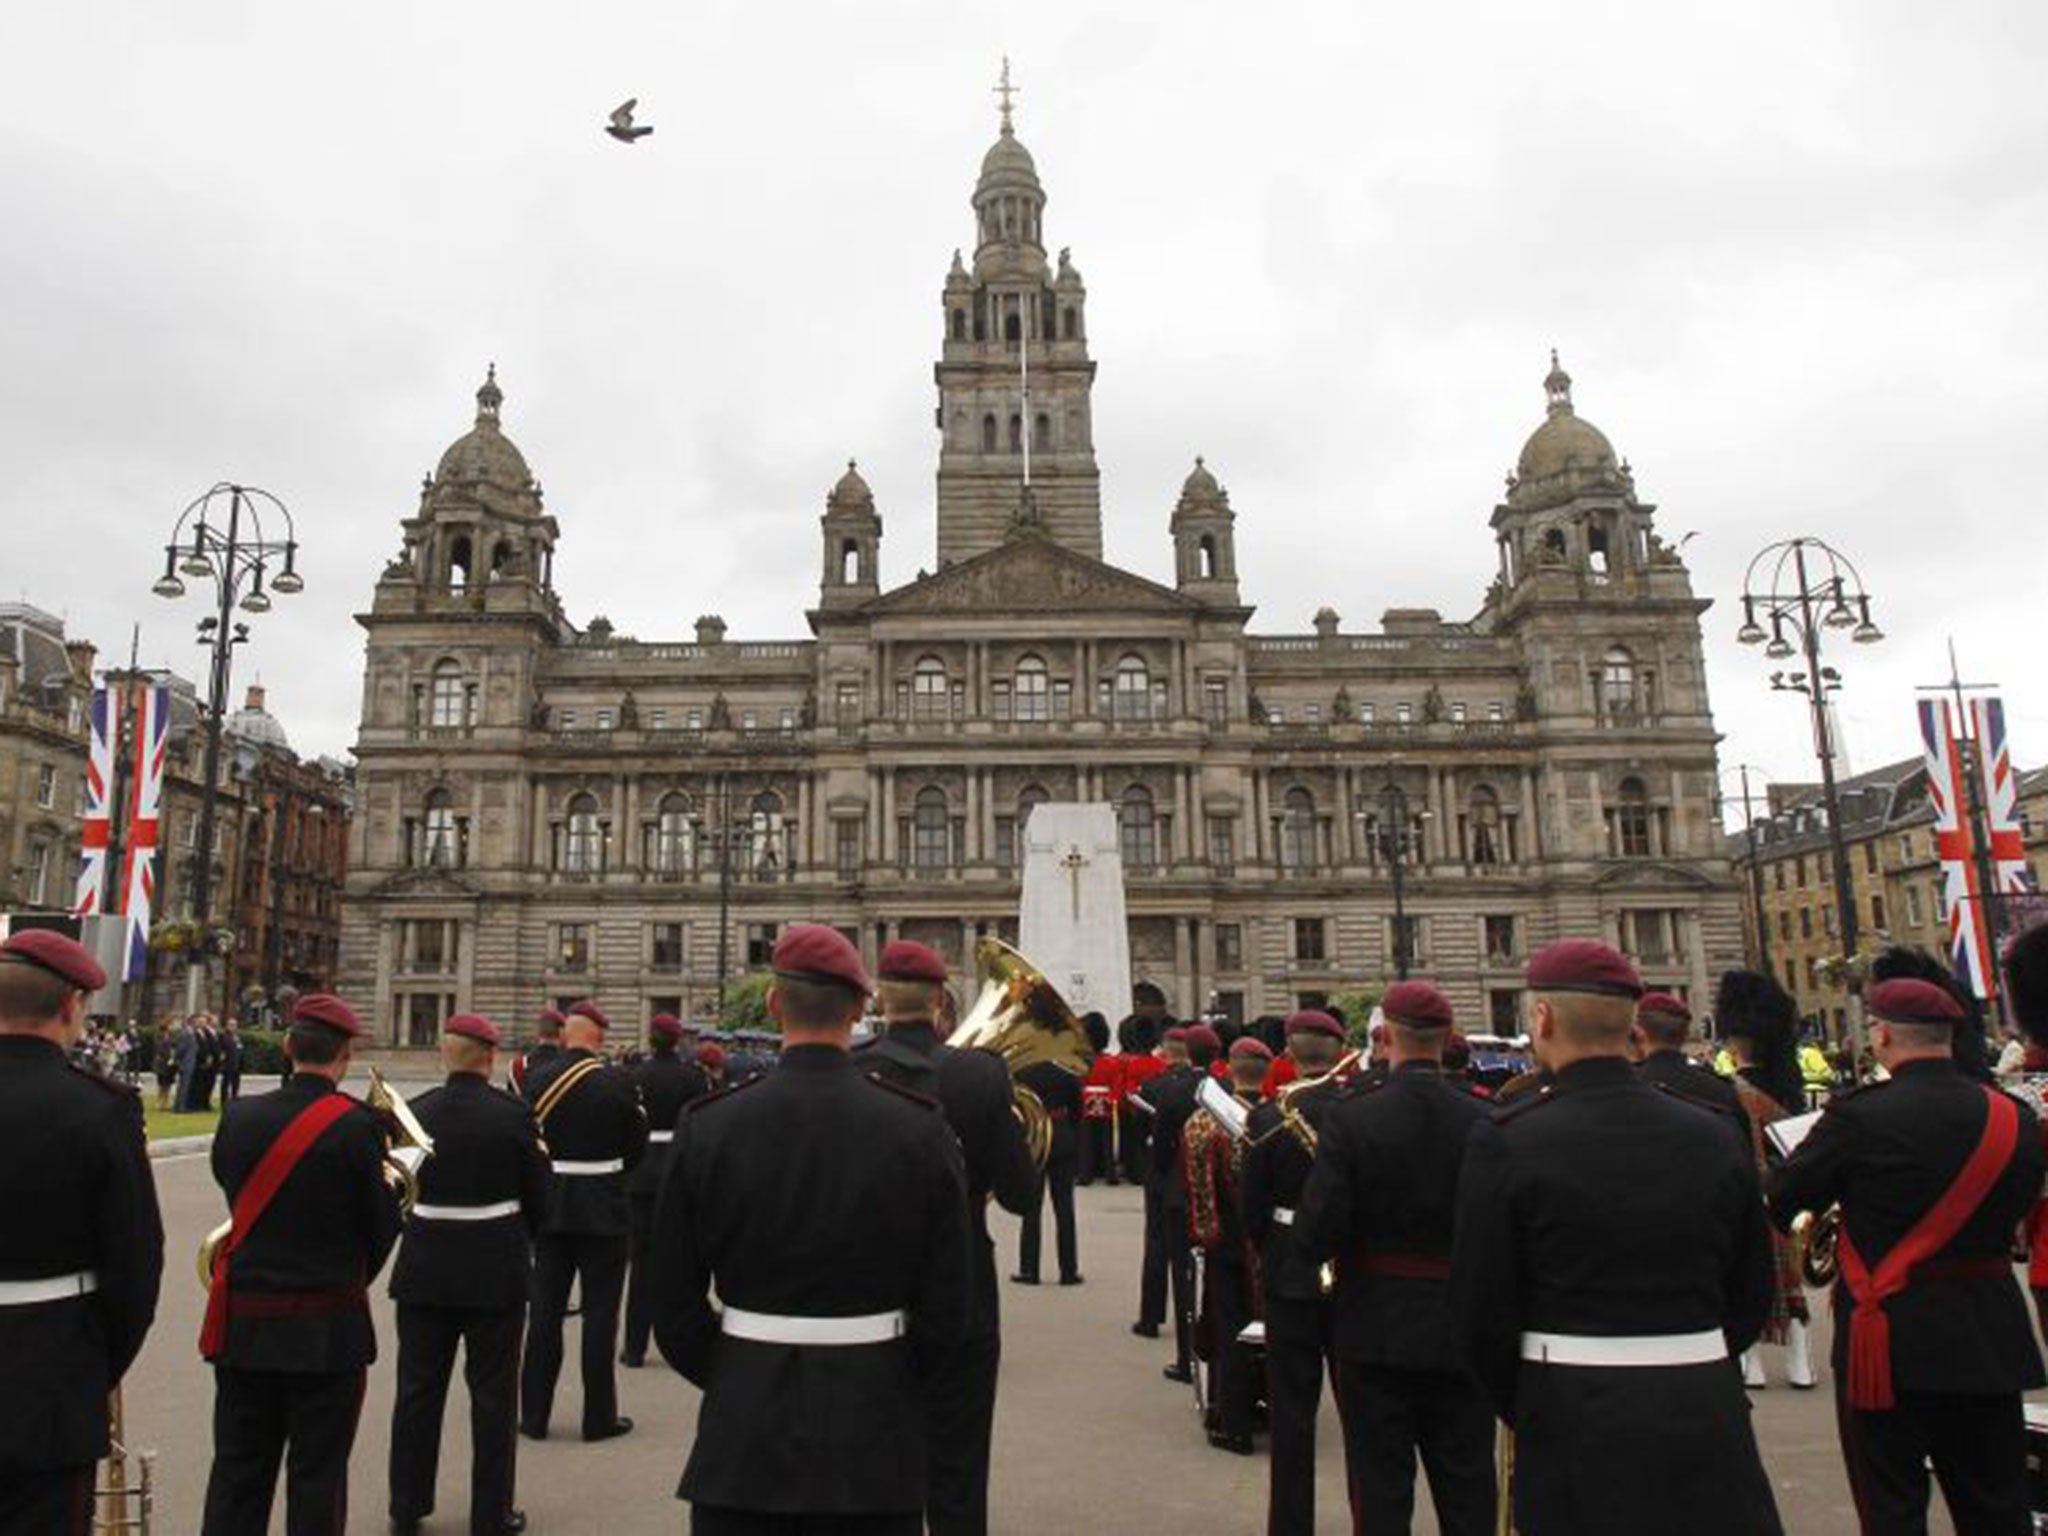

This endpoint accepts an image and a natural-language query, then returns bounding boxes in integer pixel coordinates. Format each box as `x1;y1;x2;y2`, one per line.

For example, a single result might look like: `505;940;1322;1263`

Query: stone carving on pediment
878;540;1186;615
367;866;483;899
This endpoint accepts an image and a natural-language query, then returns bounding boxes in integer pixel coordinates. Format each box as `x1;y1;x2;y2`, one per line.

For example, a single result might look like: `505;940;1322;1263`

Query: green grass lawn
144;1105;221;1142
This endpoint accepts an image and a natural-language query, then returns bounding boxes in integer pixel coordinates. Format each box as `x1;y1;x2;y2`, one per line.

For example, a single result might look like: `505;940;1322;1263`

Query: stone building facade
341;103;1744;1047
0;604;96;912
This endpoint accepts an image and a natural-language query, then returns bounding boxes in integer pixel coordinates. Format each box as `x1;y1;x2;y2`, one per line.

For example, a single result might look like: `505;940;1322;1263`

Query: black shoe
501;1513;528;1534
518;1421;548;1441
1011;1273;1040;1285
1131;1321;1160;1339
585;1416;634;1442
1163;1362;1194;1384
620;1352;645;1368
1059;1274;1084;1286
1207;1428;1255;1456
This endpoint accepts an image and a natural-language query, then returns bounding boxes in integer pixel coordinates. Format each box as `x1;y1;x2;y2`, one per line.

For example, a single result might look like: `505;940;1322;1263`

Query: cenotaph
1018;803;1131;1026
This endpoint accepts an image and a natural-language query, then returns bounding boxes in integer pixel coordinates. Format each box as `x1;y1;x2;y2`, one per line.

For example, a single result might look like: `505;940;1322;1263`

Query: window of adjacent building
1489;989;1522;1033
1611;777;1653;858
747;792;787;882
1623;909;1681;964
1014;655;1050;722
35;762;56;808
1798;907;1813;939
1279;787;1319;874
1823;905;1837;937
403;992;453;1049
1777;909;1791;941
1050;680;1073;719
1870;892;1887;930
25;840;51;905
1119;784;1158;873
1483;914;1519;964
1599;646;1636;717
1292;917;1327;962
1863;842;1878;874
1203;678;1229;725
428;660;472;729
404;918;457;974
1215;922;1244;972
557;923;592;972
1905;884;1925;927
1208;817;1236;875
835;819;861;881
650;793;694;877
1933;881;1948;920
835;683;860;723
911;656;949;722
561;793;603;874
1466;785;1505;867
418;788;464;868
745;922;779;969
1389;914;1426;967
651;921;685;972
1796;856;1808;888
911;786;952;871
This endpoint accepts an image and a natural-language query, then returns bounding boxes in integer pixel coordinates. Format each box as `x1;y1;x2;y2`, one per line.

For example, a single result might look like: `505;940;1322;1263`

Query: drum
1082;1084;1113;1121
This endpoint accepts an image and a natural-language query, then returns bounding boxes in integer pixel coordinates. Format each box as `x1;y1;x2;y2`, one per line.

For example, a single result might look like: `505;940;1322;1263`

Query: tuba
1792;1205;1842;1288
948;938;1092;1168
197;1068;434;1288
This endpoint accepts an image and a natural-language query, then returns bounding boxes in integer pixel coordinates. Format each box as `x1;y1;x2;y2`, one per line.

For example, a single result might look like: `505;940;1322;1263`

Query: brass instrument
1792;1205;1842;1288
197;1068;435;1287
94;1386;153;1535
948;938;1092;1168
1260;1048;1360;1295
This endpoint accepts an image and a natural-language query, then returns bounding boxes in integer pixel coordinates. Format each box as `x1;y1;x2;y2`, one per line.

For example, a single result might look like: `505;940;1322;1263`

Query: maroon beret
0;929;107;994
292;993;366;1037
1526;939;1644;999
1182;1024;1223;1056
1382;981;1455;1030
649;1013;684;1044
771;924;874;997
1229;1036;1274;1061
1163;1025;1190;1044
1636;991;1691;1023
877;940;949;984
697;1042;727;1070
1867;977;1965;1027
444;1013;502;1047
1284;1009;1344;1040
565;999;610;1030
537;1008;566;1029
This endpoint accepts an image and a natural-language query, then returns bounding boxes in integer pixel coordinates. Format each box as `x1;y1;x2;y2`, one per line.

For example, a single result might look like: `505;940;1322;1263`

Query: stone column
881;771;897;865
980;768;998;861
964;768;981;862
1173;768;1192;863
1173;917;1194;1018
797;774;813;870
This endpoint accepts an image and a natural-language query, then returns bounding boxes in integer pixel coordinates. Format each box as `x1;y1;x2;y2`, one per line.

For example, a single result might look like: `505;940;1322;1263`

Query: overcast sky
5;1;2046;818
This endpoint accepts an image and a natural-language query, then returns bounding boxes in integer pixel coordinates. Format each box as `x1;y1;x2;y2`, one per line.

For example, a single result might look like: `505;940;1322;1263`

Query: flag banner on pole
1970;696;2031;909
119;682;169;983
1918;698;2024;999
73;685;118;915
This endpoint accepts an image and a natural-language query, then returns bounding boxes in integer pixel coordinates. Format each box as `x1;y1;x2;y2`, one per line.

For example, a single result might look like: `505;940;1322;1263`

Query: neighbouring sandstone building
341;97;1743;1046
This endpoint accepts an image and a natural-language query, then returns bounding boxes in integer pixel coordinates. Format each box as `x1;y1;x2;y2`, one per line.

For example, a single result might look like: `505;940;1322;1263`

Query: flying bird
606;99;653;143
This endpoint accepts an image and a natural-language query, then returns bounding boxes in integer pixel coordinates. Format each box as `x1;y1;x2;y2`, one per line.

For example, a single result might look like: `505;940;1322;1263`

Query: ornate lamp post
1736;537;1881;1043
1359;783;1431;980
151;484;304;1009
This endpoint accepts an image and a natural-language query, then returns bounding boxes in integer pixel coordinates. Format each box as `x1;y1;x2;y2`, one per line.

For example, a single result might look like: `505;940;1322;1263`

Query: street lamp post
1360;783;1429;980
1736;537;1881;1048
151;484;304;1011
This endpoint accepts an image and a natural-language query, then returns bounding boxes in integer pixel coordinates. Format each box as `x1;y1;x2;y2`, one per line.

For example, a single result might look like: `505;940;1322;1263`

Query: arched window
912;786;951;872
1467;785;1502;867
1541;527;1568;562
1014;654;1049;722
1197;534;1217;580
1600;646;1636;717
1279;786;1318;874
1120;784;1158;873
1034;412;1051;452
950;308;966;342
981;413;998;452
1614;776;1652;857
651;792;695;877
1004;307;1022;343
911;656;949;722
489;540;514;580
839;538;860;584
562;792;602;874
749;791;786;882
448;535;472;594
428;660;468;728
422;788;460;868
1113;654;1151;722
1008;414;1023;453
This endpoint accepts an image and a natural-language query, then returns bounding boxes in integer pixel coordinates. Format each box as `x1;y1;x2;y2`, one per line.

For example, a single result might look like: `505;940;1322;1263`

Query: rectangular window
1203;679;1228;725
1623;909;1681;965
651;921;685;972
1483;914;1519;964
742;709;758;730
1212;991;1245;1028
1796;857;1808;888
649;994;683;1021
1870;892;1887;930
1906;884;1925;927
650;707;667;731
1774;865;1785;892
1863;842;1878;874
557;923;591;973
1360;702;1375;723
1215;922;1244;972
559;708;576;730
780;705;796;731
1395;701;1413;724
1450;701;1467;724
1304;703;1322;724
25;841;52;905
992;681;1012;721
404;992;452;1050
1489;989;1522;1033
1778;909;1792;941
1898;833;1913;863
687;707;704;732
1488;701;1505;723
745;922;780;969
836;683;860;722
1207;817;1235;875
1799;907;1813;939
1292;917;1327;963
405;919;457;974
597;708;614;731
1823;905;1837;937
1267;705;1285;726
35;763;56;808
1051;681;1072;719
1389;914;1425;968
836;820;861;881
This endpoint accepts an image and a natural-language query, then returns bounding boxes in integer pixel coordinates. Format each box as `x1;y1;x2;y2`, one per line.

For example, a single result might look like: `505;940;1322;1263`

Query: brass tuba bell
197;1068;435;1289
1792;1205;1842;1289
947;938;1092;1168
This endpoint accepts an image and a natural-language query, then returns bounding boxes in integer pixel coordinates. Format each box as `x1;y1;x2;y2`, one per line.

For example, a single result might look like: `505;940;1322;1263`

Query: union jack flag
73;686;118;916
1919;698;2030;998
119;683;169;983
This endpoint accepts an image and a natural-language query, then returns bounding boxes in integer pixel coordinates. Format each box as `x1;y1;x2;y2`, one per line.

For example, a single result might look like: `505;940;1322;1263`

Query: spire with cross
994;55;1019;133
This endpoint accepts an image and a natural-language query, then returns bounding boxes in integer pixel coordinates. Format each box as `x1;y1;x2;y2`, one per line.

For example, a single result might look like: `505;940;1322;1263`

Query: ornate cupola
1170;457;1241;606
818;459;883;609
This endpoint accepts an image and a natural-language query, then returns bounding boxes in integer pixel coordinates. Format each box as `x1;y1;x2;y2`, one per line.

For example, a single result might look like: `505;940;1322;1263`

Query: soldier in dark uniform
1186;1035;1269;1453
651;926;973;1534
622;1012;709;1368
1014;1047;1086;1286
1770;977;2044;1534
0;930;164;1536
856;941;1035;1536
1137;1024;1209;1381
388;1014;551;1536
518;999;648;1443
1633;990;1749;1138
1450;941;1781;1536
508;1008;564;1097
1240;1009;1347;1536
200;993;405;1536
1296;983;1493;1535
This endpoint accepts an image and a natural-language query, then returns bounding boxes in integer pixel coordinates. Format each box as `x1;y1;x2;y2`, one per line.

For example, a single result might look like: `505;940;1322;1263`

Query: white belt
1520;1329;1727;1367
1272;1207;1296;1226
0;1271;99;1305
411;1200;521;1223
720;1306;908;1346
647;1130;675;1144
552;1158;626;1176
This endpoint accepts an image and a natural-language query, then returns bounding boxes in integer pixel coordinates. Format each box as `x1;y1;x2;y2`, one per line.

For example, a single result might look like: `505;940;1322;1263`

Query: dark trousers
1264;1294;1336;1536
1207;1251;1258;1438
692;1508;921;1535
201;1365;367;1536
520;1231;627;1437
1078;1117;1118;1184
1119;1113;1151;1184
623;1194;657;1364
0;1466;92;1536
1836;1380;2030;1536
1336;1360;1496;1536
1018;1134;1079;1281
923;1329;1000;1536
221;1068;242;1103
390;1302;523;1534
1140;1187;1195;1366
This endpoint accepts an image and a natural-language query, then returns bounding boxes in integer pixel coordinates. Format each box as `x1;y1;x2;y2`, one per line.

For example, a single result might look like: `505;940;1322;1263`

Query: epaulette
1491;1082;1558;1123
1335;1072;1388;1103
864;1070;943;1110
687;1074;767;1115
1649;1080;1737;1116
68;1061;141;1100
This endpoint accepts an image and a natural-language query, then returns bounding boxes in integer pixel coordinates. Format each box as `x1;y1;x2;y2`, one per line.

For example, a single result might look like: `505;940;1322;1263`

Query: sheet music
1766;1109;1824;1158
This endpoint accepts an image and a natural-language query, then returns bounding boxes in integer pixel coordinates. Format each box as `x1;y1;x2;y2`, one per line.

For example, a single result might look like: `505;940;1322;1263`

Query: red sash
198;1093;355;1360
1837;1087;2019;1411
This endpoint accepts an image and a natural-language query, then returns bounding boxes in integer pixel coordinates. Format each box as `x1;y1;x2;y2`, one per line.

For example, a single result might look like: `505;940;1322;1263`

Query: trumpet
197;1068;434;1288
1250;1048;1360;1295
948;938;1092;1168
1792;1205;1842;1288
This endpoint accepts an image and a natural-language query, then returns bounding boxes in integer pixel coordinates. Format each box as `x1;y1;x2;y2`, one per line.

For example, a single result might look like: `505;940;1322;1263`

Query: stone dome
435;366;532;490
1181;456;1222;499
226;685;289;752
978;126;1040;190
830;459;874;506
1509;353;1624;509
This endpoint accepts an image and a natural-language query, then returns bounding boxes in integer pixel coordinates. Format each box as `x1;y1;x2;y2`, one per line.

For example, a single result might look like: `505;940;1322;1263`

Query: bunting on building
119;682;169;983
1919;697;2030;998
73;685;118;916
